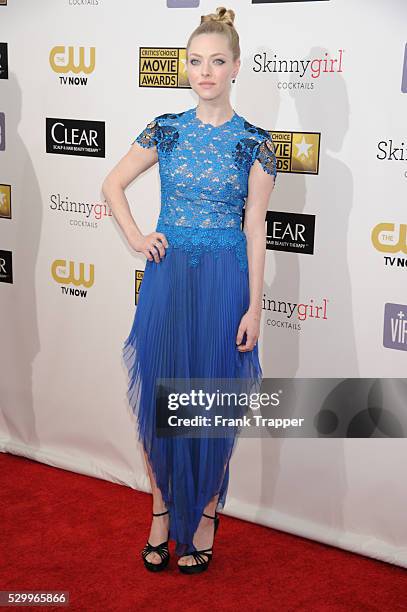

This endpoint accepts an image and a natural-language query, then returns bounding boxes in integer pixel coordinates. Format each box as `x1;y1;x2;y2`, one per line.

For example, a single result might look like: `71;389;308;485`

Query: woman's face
186;33;239;100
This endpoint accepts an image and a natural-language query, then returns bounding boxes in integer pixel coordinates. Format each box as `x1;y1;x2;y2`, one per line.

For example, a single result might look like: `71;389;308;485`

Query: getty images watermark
155;378;407;438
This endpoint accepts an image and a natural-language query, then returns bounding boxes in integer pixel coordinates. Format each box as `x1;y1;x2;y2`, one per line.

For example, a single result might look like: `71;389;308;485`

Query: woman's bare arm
236;160;276;351
101;143;168;262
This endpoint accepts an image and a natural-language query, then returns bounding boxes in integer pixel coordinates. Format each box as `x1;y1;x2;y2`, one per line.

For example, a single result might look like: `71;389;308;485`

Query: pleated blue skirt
122;227;262;556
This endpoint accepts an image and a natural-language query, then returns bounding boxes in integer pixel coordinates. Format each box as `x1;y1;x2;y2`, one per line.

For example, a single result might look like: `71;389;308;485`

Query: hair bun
201;6;235;28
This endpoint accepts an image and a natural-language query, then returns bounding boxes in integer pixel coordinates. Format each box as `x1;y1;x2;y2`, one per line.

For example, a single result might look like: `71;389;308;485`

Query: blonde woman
102;6;277;574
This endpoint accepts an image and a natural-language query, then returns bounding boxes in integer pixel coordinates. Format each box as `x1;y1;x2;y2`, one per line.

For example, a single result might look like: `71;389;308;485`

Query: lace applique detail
241;120;278;179
132;115;181;155
156;222;248;272
243;120;271;140
253;138;277;178
132;119;160;148
233;133;277;180
234;138;260;173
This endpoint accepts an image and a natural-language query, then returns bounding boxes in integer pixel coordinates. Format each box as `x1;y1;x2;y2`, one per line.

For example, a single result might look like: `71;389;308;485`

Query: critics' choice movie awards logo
265;211;316;254
383;303;407;352
0;250;12;284
0;184;11;218
0;112;5;150
139;48;189;88
51;259;94;296
402;43;407;93
49;46;95;85
0;42;8;79
371;222;407;269
262;293;329;331
46;118;105;157
135;270;144;305
273;130;320;174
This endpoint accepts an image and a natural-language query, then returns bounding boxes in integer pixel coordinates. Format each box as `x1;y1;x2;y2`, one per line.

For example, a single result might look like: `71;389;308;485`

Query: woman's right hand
127;230;169;263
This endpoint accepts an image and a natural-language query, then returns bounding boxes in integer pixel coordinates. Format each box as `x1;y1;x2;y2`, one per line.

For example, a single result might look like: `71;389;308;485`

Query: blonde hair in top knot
201;6;235;27
186;6;240;62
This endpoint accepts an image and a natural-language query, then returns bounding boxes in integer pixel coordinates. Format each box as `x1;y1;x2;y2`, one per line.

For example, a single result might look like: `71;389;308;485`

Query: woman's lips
200;83;215;88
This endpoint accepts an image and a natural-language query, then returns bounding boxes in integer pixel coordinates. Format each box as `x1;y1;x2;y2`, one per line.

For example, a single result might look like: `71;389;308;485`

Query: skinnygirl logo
254;49;344;81
262;294;329;324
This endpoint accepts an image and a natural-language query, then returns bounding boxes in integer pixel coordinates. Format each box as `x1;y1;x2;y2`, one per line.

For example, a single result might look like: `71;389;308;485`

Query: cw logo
51;260;94;287
49;46;96;74
371;223;407;253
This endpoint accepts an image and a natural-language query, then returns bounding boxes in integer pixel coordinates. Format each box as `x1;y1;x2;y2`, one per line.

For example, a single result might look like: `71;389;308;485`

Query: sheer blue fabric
123;105;277;556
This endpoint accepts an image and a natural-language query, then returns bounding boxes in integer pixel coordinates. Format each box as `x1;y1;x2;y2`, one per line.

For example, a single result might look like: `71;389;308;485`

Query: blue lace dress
123;105;277;556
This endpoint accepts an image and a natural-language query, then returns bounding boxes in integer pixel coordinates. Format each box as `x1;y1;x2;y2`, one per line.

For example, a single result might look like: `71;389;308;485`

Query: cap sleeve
131;117;161;149
252;135;277;180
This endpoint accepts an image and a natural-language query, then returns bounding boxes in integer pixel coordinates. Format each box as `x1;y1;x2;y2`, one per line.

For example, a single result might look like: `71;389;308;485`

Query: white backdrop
1;0;407;568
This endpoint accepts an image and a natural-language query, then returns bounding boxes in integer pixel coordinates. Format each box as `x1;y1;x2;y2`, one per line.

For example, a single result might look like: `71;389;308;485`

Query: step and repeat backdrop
1;0;406;567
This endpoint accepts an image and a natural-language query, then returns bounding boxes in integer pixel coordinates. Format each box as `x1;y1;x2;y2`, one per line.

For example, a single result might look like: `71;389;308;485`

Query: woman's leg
142;449;169;565
178;448;230;566
177;492;220;566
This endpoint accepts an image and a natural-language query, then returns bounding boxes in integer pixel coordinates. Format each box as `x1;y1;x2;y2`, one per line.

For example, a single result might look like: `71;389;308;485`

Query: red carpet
1;452;406;611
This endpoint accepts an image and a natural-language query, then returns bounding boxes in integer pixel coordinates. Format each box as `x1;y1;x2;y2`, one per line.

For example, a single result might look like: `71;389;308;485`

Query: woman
102;6;277;574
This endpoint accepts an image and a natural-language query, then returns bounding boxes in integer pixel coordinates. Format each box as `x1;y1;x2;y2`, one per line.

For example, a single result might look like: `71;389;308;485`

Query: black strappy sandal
141;509;170;572
178;511;220;575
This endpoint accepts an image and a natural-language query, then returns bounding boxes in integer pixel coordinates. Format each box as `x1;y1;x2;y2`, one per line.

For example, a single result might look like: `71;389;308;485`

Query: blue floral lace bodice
132;106;277;271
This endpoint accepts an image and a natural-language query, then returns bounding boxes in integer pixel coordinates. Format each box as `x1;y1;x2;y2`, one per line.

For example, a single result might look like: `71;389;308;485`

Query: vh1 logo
383;303;407;351
167;0;199;6
402;43;407;93
0;112;5;151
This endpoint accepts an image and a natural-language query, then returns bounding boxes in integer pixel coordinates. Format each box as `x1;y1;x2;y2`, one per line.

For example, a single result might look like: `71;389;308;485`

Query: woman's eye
190;59;225;65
